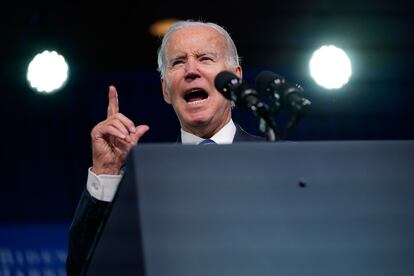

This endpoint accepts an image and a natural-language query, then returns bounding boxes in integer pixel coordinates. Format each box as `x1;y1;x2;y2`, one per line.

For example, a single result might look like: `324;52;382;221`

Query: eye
200;56;213;62
171;59;184;66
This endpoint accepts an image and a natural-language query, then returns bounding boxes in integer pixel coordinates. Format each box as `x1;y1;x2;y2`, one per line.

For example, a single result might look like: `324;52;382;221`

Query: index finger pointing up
107;85;119;118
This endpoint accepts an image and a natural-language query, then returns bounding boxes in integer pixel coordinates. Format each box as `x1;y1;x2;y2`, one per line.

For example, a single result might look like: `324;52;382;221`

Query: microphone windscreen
255;71;285;95
214;71;241;100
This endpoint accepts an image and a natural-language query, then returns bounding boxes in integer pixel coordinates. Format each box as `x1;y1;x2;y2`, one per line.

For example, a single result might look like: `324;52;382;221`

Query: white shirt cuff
86;167;123;202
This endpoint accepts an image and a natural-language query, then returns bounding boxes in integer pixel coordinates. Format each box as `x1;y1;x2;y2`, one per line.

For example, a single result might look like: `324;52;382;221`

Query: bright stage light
27;50;69;93
309;45;352;90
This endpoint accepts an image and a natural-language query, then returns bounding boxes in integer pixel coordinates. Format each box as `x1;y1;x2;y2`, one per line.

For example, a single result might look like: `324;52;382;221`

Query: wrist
91;165;121;175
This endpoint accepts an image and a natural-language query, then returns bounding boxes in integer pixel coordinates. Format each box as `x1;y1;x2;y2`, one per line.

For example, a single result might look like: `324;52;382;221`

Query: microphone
283;83;311;114
214;71;269;116
255;71;285;112
215;71;279;141
255;71;311;114
213;70;241;102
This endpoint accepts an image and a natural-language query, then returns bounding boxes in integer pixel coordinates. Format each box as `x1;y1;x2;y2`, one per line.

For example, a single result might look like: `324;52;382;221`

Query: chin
183;110;212;123
182;115;213;130
188;118;210;127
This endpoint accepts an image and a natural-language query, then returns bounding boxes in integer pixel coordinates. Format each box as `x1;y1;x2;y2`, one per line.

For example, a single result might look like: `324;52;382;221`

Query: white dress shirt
86;119;237;202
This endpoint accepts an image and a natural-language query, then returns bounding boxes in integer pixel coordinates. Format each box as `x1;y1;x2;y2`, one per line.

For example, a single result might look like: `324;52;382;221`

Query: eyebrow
168;51;219;65
168;54;187;64
195;51;218;58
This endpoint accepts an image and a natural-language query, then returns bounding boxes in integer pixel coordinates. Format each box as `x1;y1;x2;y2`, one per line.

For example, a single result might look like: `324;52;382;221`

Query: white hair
157;20;241;79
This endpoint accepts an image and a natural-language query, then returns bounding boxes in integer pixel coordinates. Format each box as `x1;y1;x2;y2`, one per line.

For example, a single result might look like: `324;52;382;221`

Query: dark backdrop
1;0;413;223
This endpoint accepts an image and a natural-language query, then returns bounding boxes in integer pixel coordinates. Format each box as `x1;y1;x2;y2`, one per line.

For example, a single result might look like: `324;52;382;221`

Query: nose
184;58;200;81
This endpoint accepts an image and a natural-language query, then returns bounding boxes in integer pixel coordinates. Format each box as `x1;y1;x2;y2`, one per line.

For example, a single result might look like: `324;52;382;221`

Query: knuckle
114;113;125;120
91;124;100;134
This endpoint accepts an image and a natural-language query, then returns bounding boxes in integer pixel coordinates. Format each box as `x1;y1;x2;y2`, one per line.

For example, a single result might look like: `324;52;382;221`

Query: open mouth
184;89;209;104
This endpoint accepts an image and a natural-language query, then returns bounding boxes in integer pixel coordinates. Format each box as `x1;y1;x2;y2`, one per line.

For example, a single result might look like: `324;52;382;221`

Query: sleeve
66;188;111;275
86;167;123;202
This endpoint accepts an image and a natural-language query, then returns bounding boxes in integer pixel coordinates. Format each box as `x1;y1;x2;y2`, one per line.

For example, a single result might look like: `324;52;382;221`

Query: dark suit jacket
66;124;264;275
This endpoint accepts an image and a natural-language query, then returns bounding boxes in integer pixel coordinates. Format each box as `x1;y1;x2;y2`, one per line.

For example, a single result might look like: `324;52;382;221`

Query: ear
235;65;243;79
161;78;171;104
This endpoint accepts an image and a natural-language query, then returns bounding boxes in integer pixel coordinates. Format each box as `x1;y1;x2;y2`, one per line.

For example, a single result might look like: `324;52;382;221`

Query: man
66;20;264;275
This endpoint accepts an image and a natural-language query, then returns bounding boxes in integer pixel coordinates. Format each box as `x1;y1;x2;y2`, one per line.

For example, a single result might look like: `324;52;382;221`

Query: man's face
161;25;242;138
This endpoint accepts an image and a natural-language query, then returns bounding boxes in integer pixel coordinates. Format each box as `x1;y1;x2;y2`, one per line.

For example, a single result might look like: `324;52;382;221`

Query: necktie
199;139;216;145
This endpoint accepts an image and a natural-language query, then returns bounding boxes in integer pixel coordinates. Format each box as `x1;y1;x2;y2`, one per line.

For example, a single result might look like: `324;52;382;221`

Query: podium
84;140;414;276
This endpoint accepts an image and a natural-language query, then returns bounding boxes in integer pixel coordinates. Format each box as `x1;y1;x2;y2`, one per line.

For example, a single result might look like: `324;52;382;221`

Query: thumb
131;125;150;144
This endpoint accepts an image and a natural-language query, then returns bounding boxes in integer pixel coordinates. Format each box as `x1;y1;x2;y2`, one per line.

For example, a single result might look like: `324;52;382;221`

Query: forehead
165;26;227;57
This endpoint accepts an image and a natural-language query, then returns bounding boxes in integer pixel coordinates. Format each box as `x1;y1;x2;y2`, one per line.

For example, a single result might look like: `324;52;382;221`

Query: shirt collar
180;119;236;145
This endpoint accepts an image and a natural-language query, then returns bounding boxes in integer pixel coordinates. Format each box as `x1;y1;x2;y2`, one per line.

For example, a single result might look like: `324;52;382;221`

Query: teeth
187;89;201;94
188;98;208;105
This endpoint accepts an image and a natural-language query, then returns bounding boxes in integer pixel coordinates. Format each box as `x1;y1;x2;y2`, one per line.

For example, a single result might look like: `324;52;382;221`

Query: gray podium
84;140;414;276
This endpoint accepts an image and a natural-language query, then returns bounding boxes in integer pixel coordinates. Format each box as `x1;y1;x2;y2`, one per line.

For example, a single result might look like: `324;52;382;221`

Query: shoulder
234;124;266;142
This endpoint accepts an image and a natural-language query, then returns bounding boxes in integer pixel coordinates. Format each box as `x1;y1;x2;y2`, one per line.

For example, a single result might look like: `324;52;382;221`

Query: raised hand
90;86;149;175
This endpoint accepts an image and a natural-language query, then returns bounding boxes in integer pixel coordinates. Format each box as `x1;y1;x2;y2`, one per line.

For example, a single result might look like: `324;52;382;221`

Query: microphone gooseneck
215;71;279;141
256;70;311;139
255;71;311;114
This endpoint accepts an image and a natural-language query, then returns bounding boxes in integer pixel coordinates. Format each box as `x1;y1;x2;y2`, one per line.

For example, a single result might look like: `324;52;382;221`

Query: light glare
27;50;69;93
309;45;352;90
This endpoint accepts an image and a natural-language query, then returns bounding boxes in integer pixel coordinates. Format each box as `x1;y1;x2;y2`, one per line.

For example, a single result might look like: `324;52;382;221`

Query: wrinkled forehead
165;26;228;58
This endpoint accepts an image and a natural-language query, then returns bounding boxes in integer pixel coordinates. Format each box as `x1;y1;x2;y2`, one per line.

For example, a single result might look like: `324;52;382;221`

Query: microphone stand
259;118;278;142
281;87;311;140
235;85;280;142
257;110;279;142
259;95;281;142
